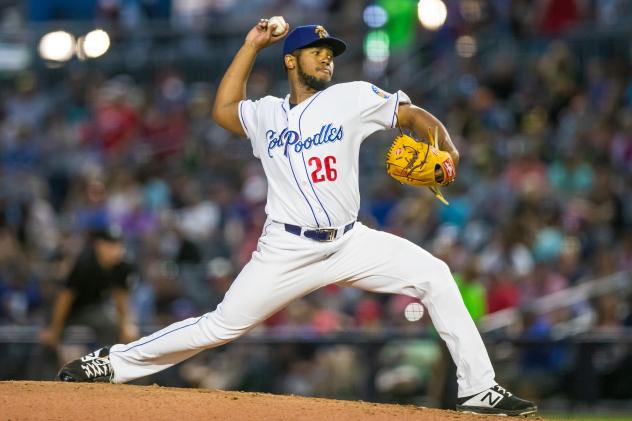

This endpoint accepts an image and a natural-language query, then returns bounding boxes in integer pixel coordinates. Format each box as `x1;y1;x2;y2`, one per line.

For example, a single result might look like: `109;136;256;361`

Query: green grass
543;415;632;421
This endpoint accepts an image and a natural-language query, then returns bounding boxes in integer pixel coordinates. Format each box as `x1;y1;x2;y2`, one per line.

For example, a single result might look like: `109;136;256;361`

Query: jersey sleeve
239;96;281;159
64;250;92;291
356;81;411;137
112;262;133;290
238;99;261;158
64;261;83;291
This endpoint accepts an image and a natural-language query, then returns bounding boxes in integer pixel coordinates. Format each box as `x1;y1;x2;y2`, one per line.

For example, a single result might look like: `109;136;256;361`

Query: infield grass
544;415;632;421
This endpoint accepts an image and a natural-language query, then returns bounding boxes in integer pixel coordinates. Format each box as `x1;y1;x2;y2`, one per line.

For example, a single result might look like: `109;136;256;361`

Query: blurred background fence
0;0;631;417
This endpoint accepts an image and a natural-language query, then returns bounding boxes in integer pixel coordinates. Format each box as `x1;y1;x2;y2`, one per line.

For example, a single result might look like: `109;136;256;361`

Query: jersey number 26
308;156;337;183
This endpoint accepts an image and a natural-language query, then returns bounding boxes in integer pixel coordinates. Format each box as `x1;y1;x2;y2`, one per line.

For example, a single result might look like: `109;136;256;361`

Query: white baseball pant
109;220;495;397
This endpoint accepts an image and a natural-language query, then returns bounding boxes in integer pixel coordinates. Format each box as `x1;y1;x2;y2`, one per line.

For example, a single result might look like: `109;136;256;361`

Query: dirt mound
0;381;531;420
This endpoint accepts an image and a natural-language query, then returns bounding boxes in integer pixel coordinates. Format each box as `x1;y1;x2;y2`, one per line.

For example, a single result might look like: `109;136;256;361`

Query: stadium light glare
76;36;87;61
459;0;482;23
456;35;477;58
363;5;388;28
38;31;75;62
417;0;447;31
364;30;390;62
82;29;110;58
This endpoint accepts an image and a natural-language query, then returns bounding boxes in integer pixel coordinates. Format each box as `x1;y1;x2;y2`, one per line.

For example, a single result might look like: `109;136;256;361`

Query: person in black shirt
40;228;137;348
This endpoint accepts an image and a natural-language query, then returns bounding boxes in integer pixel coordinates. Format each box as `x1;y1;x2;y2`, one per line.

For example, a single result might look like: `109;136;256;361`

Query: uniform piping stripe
280;96;319;226
111;316;205;354
297;91;332;225
288;150;321;227
238;101;250;138
390;91;399;128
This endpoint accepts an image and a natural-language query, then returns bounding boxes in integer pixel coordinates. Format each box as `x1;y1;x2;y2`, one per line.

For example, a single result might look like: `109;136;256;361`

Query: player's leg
332;223;535;415
332;223;494;396
59;222;329;383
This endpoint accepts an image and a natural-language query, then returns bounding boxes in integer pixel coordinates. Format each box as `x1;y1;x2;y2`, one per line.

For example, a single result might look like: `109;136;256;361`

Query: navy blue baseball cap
283;25;346;57
92;226;123;243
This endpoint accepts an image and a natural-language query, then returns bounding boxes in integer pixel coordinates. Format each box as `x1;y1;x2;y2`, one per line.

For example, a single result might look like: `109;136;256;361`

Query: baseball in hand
268;16;287;36
404;302;425;322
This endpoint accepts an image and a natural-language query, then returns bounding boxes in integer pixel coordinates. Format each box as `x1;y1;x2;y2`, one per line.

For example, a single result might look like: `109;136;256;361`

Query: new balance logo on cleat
456;384;537;416
80;350;102;362
57;347;113;383
479;389;504;407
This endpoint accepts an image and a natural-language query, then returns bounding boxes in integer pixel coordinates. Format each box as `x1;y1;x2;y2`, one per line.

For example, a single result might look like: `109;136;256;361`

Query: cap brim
92;228;123;242
303;37;347;57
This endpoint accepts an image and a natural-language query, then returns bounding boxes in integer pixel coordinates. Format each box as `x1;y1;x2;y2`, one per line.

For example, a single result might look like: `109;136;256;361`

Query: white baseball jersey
238;81;411;228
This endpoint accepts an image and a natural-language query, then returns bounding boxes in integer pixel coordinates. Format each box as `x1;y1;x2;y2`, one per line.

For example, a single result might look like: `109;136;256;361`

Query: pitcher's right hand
244;18;289;51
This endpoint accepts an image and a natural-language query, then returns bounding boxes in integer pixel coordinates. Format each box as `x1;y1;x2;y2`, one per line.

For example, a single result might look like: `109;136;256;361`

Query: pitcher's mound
0;381;532;420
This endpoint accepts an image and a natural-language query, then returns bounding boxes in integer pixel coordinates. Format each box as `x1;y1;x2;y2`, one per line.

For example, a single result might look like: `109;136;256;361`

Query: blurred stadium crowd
0;0;631;410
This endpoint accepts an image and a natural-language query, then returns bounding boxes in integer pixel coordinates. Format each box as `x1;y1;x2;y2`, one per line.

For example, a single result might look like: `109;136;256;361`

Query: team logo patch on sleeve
371;84;390;99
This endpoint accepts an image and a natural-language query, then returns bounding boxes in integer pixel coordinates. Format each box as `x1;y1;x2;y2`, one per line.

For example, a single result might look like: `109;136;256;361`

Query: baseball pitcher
57;20;536;416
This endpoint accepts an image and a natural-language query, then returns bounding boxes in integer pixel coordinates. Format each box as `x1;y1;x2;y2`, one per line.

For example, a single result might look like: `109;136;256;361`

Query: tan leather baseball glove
386;127;456;205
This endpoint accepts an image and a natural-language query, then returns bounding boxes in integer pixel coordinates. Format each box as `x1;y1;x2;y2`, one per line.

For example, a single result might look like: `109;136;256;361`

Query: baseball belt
284;221;355;242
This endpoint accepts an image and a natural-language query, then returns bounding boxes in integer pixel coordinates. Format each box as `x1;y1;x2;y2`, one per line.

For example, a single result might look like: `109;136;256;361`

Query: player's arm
39;289;75;346
113;287;137;343
212;19;289;136
397;104;460;166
